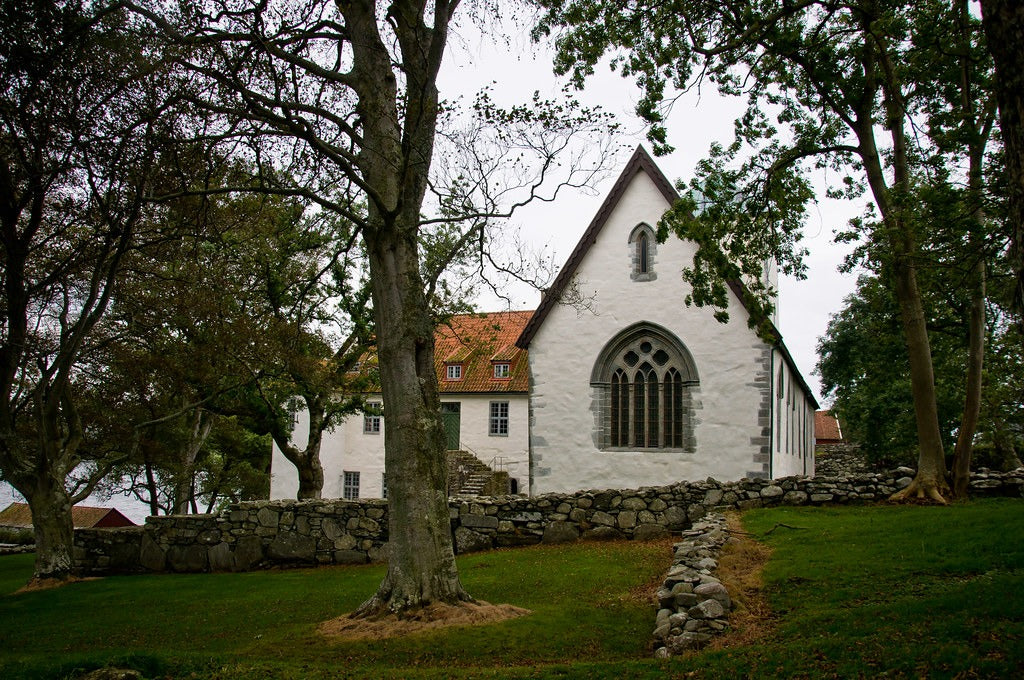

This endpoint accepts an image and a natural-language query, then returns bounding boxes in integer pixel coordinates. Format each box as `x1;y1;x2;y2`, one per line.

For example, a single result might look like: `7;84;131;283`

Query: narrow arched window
629;224;657;281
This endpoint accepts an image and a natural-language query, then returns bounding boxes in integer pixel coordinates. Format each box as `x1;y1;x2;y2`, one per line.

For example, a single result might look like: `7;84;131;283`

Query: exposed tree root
889;477;950;505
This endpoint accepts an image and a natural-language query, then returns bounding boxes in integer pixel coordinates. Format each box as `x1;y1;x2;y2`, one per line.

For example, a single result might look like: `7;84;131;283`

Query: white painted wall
440;394;530;491
271;394;529;500
529;168;777;494
770;349;816;478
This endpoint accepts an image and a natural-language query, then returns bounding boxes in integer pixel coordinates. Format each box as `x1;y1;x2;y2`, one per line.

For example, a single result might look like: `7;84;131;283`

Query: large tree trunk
172;408;213;513
888;254;951;502
354;228;471;616
856;25;950;502
272;397;327;500
296;459;325;501
980;0;1024;325
345;0;471;617
24;474;76;581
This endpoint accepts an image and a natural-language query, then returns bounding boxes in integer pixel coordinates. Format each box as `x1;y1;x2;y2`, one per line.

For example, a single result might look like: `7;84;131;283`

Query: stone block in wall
581;526;622;541
267;531;316;562
233;535;264;571
322;518;343;540
621;497;647;511
208;542;233;572
358;517;381;532
368;543;390;563
542;521;579;545
506;511;542;523
107;538;142;572
139;533;166;572
495;532;542;548
197;529;221;545
663;506;688;530
783;490;808;505
334;550;369;565
590;510;616;527
455;526;494;554
167;544;209;573
257;507;279;528
617;511;637;529
634;524;669;541
460;514;499;530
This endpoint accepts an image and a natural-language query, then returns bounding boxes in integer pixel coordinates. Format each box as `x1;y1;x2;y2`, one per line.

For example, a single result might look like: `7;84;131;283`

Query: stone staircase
446;450;509;496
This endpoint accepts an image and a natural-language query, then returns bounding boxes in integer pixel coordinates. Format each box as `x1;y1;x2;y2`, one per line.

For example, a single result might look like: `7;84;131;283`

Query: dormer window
629;223;657;282
493;362;510;379
446;364;463;381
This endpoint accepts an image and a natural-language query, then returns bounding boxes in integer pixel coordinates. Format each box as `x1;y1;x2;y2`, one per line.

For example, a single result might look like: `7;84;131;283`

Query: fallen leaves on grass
707;512;775;650
318;601;531;641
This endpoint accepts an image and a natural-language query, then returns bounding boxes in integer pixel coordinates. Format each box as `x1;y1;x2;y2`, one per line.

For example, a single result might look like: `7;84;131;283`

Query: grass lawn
1;497;1022;679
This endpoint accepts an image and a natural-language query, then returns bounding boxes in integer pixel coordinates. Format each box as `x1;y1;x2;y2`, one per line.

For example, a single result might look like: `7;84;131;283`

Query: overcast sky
438;24;865;405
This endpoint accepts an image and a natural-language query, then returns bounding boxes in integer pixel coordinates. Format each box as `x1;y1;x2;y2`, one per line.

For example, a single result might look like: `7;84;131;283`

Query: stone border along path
653;513;734;657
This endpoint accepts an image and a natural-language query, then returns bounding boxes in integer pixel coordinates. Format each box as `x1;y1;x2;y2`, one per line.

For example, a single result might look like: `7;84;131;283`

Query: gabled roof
434;310;533;394
514;145;819;409
0;502;136;529
516;146;677;349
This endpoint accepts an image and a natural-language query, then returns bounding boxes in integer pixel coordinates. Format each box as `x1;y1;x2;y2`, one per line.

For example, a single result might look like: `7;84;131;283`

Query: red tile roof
815;410;844;443
434;311;533;393
0;502;136;529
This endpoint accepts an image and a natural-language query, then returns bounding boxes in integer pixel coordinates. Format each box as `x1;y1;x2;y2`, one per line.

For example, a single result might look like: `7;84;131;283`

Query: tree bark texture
980;0;1024;324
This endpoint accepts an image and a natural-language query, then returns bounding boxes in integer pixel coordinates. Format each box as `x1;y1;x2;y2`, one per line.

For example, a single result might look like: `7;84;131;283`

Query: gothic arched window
592;323;698;450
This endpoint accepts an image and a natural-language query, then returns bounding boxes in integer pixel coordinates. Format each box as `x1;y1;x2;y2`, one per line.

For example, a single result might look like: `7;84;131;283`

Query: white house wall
271;394;529;500
529;169;778;495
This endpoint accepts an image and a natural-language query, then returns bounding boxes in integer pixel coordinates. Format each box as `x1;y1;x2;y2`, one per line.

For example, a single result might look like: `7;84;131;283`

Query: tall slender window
647;367;659;445
633;370;646;447
638;232;649;273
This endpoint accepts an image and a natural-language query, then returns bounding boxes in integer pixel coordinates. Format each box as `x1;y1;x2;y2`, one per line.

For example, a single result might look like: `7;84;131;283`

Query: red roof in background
435;311;533;393
0;502;136;529
815;410;843;442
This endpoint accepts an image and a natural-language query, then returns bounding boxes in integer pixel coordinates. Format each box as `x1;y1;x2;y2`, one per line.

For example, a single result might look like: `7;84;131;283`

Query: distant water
0;481;152;524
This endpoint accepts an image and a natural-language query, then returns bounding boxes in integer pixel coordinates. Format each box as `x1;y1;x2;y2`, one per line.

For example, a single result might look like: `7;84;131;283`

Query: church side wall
530;173;770;494
771;349;816;478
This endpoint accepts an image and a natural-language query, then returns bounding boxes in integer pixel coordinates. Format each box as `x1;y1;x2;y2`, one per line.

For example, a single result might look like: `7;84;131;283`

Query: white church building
270;147;818;500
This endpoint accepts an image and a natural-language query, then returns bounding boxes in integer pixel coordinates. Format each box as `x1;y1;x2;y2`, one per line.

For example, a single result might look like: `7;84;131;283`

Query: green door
441;402;461;450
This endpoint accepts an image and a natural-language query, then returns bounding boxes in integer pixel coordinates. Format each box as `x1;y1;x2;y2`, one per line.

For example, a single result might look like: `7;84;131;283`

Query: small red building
0;502;136;529
814;410;844;446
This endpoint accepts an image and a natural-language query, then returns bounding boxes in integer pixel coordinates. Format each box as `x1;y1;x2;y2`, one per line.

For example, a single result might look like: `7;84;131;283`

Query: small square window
493;362;510;379
446;364;462;380
363;402;381;434
489;401;509;436
343;471;360;500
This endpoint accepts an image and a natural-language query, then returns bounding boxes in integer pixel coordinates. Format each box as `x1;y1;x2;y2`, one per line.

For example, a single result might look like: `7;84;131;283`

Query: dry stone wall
74;468;1024;575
